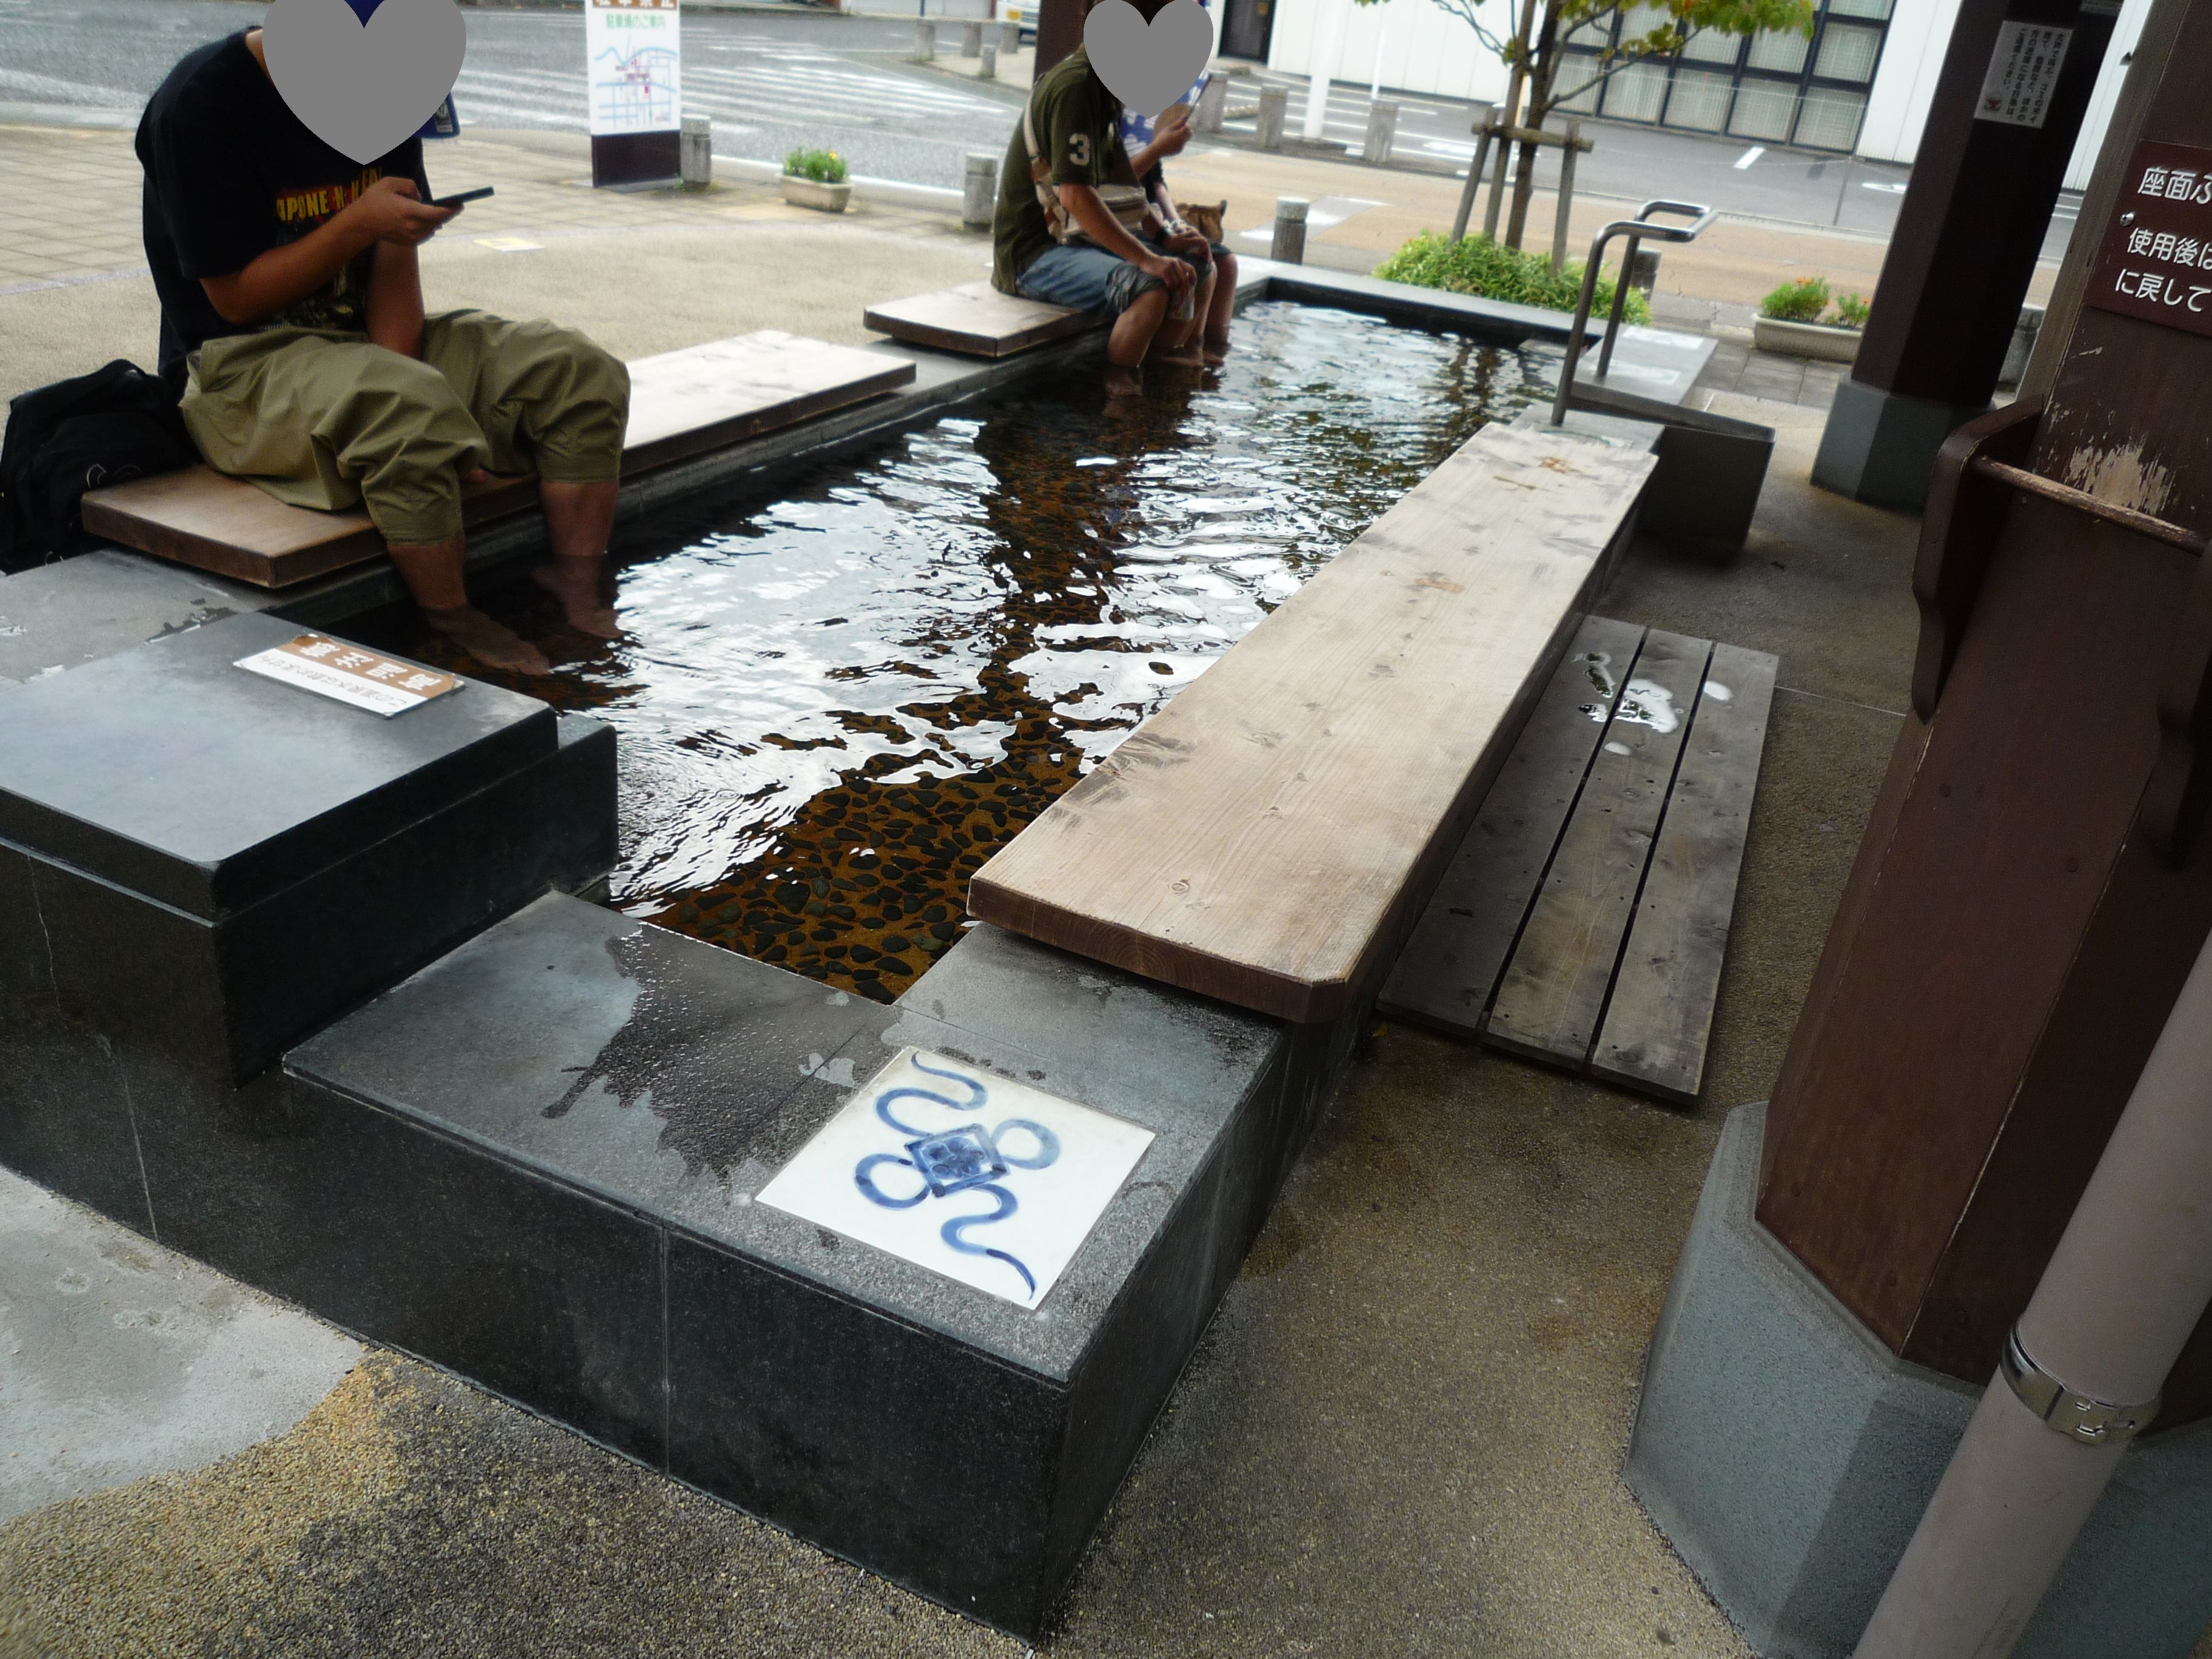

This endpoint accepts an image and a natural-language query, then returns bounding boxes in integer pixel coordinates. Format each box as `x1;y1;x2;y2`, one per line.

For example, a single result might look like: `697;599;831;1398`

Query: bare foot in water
423;605;552;676
1202;332;1232;367
1104;363;1144;400
532;560;624;640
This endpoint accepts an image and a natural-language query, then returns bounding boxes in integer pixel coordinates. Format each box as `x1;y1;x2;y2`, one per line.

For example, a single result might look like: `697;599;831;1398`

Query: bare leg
1150;266;1214;365
1204;250;1238;364
531;477;623;639
1107;287;1170;395
386;532;552;676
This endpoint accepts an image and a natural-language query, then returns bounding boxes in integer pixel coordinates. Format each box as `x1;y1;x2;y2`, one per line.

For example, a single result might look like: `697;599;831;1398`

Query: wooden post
1450;101;1496;243
1549;117;1581;272
1483;0;1535;241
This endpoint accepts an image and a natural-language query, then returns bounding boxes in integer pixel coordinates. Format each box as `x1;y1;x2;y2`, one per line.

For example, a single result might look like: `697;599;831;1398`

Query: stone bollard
680;115;712;187
964;152;997;233
961;18;982;56
1256;85;1288;151
1361;99;1398;166
1195;73;1229;133
912;19;936;61
1271;195;1308;264
1000;19;1021;51
979;41;997;79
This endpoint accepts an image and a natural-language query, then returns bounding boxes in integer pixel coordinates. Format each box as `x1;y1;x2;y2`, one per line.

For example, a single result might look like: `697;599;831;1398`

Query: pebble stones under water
386;304;1536;1001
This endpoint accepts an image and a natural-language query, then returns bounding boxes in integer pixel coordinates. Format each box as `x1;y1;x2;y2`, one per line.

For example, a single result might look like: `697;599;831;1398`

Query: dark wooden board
1377;614;1646;1036
1589;641;1777;1102
862;281;1098;357
968;423;1656;1023
1484;629;1710;1070
79;331;917;589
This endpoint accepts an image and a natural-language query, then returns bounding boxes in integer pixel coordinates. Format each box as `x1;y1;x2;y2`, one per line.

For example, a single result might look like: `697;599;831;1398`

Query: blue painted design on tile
850;1056;1062;1297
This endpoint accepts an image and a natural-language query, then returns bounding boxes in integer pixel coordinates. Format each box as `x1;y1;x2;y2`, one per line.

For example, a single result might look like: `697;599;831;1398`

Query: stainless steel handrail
1550;199;1717;427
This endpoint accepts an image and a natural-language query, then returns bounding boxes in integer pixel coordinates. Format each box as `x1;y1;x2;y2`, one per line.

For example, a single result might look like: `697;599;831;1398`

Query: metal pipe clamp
2002;1328;2161;1446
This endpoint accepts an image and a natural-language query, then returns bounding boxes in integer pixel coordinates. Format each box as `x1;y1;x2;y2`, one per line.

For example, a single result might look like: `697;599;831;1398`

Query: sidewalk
0;123;990;410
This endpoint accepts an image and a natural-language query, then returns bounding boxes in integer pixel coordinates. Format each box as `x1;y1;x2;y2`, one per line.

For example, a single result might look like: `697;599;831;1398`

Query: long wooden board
968;423;1657;1023
1377;614;1645;1035
1590;642;1778;1102
1484;629;1710;1070
862;281;1097;358
79;331;917;589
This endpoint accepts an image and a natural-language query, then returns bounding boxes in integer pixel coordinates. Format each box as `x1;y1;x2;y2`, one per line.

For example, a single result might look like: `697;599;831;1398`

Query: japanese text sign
1974;21;2071;129
235;632;463;717
586;0;680;138
2087;141;2212;339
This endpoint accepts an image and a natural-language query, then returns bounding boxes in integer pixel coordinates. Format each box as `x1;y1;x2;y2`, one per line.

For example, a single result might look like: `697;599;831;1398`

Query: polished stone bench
968;420;1658;1023
77;331;917;589
862;280;1097;358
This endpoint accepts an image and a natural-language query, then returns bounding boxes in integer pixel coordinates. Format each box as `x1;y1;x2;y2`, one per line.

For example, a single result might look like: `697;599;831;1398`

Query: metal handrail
1549;199;1717;427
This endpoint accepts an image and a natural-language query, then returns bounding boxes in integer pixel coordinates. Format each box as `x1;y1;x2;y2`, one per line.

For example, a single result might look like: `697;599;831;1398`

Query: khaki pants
181;309;630;546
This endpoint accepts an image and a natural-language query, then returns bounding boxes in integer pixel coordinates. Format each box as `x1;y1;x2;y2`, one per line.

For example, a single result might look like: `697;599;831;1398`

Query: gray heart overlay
1085;0;1215;119
264;0;468;166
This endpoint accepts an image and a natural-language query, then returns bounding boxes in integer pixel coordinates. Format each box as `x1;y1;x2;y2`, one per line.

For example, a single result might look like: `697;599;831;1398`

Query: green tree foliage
1375;229;1653;322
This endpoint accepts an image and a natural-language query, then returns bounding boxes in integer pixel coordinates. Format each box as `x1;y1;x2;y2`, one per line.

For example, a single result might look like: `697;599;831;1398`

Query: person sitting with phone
989;0;1213;395
1120;92;1238;367
136;27;628;674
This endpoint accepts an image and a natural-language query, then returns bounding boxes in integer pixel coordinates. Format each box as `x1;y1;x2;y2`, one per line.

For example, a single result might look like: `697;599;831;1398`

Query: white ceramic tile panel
756;1048;1156;1310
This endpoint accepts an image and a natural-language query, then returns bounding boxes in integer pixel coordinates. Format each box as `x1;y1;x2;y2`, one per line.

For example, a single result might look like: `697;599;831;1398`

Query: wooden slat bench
1380;615;1777;1103
863;280;1095;358
78;330;917;589
967;422;1658;1024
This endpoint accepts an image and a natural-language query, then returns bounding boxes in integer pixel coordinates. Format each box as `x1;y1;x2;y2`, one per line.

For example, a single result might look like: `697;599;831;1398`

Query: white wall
1265;0;1513;108
1856;0;2145;184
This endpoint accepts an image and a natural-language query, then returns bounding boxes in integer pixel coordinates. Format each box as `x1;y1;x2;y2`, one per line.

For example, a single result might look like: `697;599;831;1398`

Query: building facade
1256;0;2143;188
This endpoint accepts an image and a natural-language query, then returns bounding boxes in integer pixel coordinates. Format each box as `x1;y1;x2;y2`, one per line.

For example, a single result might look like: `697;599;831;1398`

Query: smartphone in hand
432;187;495;209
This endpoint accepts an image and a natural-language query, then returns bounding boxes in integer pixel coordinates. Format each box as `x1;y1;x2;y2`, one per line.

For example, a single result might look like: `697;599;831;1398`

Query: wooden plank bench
78;330;917;590
1379;617;1777;1103
862;280;1096;358
967;423;1658;1024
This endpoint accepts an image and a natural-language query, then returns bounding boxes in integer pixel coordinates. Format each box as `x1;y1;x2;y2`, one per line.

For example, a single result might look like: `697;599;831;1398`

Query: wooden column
1763;0;2212;1424
1035;0;1087;75
1812;0;2116;507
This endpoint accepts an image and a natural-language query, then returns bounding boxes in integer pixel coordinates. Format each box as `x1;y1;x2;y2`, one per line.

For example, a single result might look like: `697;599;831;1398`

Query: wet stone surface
381;304;1540;1000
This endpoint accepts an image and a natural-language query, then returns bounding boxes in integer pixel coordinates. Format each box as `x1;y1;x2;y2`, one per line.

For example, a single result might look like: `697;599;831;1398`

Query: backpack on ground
0;360;198;575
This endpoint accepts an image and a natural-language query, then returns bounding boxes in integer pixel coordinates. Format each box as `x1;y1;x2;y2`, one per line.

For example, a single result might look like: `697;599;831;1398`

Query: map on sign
586;0;681;136
2086;141;2212;340
235;634;463;717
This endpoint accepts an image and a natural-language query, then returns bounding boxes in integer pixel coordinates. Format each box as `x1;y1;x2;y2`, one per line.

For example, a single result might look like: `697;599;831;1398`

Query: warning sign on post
2086;141;2212;340
1974;21;2071;129
235;634;463;717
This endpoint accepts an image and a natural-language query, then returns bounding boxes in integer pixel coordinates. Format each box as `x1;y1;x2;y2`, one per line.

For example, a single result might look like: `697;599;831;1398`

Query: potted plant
1753;275;1866;363
782;147;851;213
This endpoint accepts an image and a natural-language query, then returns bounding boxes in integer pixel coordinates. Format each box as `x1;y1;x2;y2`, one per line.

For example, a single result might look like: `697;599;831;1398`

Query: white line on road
1734;145;1765;170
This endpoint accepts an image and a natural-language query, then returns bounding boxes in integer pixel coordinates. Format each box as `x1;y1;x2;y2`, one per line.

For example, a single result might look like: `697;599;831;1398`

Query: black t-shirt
136;32;431;390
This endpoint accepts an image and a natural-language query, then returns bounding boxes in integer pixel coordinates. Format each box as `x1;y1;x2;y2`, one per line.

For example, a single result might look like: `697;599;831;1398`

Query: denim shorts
1014;240;1207;316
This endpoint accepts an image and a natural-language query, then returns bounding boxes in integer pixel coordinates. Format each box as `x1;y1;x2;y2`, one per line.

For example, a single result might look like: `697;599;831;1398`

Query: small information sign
235;634;463;718
586;0;682;138
1974;21;2071;129
2086;141;2212;339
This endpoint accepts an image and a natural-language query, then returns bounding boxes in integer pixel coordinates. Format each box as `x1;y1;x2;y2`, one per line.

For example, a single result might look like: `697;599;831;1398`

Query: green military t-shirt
991;44;1123;292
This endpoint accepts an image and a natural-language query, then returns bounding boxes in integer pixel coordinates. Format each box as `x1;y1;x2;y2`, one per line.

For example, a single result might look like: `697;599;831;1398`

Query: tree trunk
1503;1;1562;249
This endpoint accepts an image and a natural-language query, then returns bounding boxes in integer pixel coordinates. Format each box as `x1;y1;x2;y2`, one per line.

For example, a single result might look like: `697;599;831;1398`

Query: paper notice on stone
235;633;463;717
1974;22;2071;129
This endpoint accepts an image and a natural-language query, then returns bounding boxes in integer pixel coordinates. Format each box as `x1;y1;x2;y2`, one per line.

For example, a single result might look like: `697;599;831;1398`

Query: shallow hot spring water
392;304;1543;1002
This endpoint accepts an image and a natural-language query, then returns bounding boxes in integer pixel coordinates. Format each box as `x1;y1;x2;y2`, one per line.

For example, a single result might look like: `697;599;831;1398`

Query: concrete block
0;614;613;1081
0;551;275;691
1811;376;1988;511
281;899;1299;1636
1627;1102;2212;1659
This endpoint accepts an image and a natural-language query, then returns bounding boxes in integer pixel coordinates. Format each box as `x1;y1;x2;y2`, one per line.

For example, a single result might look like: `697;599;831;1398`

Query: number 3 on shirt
1067;133;1091;168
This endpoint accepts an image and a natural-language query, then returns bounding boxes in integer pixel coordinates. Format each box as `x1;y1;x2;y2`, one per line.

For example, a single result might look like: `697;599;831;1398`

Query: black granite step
282;896;1321;1635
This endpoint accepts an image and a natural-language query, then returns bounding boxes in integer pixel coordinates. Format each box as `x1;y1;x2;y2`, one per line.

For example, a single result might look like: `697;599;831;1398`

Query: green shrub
1832;290;1871;330
1373;231;1652;326
783;147;848;185
1760;275;1831;322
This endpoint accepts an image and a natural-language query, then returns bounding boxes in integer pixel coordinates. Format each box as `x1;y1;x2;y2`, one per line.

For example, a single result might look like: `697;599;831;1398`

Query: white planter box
1754;317;1861;364
781;176;851;213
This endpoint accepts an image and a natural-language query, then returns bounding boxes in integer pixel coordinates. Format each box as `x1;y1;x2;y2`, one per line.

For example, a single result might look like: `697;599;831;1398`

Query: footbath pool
388;301;1547;1000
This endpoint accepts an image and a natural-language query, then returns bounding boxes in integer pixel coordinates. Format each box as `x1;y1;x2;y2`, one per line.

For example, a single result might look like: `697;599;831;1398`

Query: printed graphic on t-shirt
267;164;389;335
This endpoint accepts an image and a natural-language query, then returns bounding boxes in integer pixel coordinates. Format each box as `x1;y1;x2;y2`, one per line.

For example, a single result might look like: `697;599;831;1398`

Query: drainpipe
1851;925;2212;1658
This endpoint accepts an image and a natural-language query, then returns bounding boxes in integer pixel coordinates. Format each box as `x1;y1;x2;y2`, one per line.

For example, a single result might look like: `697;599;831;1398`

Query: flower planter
1754;316;1861;364
782;176;851;213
